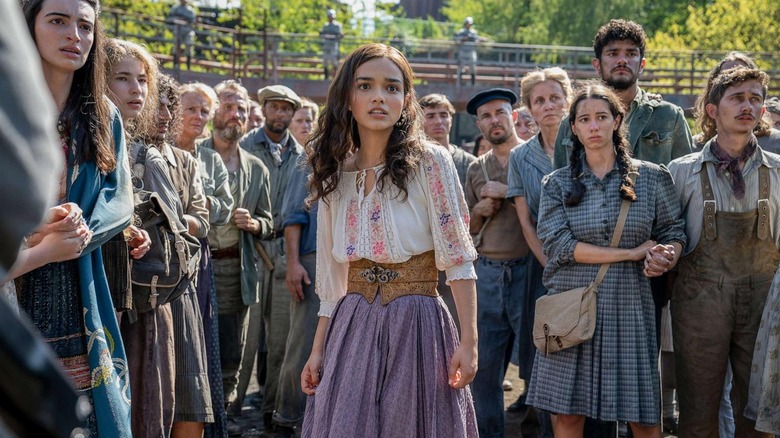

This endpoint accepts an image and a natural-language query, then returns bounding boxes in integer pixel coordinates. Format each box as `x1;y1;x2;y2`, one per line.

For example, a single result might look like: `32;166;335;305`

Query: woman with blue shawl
12;0;134;436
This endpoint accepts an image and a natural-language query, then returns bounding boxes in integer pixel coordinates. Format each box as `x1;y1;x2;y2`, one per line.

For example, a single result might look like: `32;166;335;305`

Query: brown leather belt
347;251;439;306
211;245;240;260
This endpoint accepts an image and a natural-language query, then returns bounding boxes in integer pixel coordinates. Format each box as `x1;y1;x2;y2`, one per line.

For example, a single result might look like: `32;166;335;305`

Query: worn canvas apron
672;164;778;438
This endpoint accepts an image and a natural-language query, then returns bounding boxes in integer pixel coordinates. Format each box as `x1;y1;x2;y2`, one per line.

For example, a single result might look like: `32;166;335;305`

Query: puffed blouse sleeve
421;145;478;282
315;193;349;318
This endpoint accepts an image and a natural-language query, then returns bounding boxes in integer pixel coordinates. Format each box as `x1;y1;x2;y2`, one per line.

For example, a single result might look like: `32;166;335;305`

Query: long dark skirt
17;260;99;438
197;242;228;437
302;294;477;438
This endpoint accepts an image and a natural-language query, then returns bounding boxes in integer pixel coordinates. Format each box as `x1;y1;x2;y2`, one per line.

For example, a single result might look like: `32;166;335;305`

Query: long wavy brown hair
104;38;160;144
306;43;426;205
24;0;116;173
694;52;771;142
566;82;636;206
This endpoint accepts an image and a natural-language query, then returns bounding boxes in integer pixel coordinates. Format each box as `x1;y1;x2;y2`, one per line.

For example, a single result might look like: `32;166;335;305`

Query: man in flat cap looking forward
464;88;531;438
239;84;304;435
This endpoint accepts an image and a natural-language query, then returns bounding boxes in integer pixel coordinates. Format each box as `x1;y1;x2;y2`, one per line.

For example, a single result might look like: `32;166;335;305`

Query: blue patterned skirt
17;260;98;437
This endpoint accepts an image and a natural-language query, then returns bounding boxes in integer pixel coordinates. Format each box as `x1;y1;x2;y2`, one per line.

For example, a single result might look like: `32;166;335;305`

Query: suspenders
699;163;770;241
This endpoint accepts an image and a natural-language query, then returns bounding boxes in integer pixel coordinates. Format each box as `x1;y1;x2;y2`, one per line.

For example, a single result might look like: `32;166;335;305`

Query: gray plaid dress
526;159;686;424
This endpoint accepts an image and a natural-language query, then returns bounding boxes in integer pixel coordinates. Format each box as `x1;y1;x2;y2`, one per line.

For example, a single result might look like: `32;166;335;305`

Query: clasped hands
26;202;92;261
639;241;677;278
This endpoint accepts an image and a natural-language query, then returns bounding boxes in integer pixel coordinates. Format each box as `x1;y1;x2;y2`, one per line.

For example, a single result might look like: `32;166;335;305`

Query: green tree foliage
239;0;353;35
102;0;355;35
443;0;643;45
102;0;170;17
441;0;709;46
648;0;780;53
440;0;527;42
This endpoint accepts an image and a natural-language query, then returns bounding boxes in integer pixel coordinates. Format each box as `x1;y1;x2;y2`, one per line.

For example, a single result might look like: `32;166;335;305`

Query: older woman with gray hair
505;67;572;429
174;81;234;438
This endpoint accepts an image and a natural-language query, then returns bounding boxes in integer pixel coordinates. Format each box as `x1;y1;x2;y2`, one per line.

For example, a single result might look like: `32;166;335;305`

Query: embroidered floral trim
84;307;131;403
423;150;472;266
368;195;389;261
345;198;360;260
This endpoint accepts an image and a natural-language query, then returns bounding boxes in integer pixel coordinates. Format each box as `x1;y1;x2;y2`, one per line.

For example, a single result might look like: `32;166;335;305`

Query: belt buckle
360;266;399;284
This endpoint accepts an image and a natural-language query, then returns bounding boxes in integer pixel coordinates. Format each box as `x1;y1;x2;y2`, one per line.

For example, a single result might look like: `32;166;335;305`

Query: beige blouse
316;144;478;317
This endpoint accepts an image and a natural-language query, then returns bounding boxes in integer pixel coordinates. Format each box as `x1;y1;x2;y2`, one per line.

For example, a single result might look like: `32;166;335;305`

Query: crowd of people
1;0;780;437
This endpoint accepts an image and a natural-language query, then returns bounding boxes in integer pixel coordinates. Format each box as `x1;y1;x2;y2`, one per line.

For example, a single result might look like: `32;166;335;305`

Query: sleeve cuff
281;211;310;229
505;187;524;199
559;238;578;266
445;262;477;284
318;300;338;318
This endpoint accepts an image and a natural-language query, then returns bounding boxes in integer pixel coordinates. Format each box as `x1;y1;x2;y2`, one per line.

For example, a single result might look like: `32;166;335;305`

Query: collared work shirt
507;134;553;222
157;142;209;239
281;157;317;256
239;128;303;234
668;139;780;256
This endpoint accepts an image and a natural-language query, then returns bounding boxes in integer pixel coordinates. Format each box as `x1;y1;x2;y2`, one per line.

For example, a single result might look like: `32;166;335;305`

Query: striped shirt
506;134;553;221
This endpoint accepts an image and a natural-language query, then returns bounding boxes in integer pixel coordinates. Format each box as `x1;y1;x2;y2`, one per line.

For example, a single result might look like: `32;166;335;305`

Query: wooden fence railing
101;7;780;95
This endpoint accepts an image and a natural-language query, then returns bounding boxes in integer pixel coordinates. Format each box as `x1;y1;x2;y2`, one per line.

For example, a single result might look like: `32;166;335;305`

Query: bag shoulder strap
592;171;637;288
131;144;149;188
479;156;490;182
472;156;492;249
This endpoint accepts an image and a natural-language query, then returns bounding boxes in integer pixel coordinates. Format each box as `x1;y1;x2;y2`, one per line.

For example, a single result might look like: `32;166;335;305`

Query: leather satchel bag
533;194;632;355
129;144;201;314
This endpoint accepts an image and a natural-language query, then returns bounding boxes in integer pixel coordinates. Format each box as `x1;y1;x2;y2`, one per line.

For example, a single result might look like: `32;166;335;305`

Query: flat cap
765;96;780;115
257;85;302;111
466;88;517;115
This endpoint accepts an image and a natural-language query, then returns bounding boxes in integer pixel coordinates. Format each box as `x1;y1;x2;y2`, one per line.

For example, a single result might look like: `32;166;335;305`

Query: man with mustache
239;85;303;436
668;68;780;438
198;80;273;435
464;88;530;438
552;21;693;436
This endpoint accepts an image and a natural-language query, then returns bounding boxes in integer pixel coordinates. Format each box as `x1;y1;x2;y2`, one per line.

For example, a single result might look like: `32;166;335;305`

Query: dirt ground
232;363;530;437
232;363;677;437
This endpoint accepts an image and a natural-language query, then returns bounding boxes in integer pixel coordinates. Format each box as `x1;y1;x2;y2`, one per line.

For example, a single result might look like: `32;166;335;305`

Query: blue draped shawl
67;107;133;437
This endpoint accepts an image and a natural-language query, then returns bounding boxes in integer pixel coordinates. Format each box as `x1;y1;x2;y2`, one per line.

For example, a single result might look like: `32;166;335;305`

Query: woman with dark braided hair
526;83;686;437
300;43;478;436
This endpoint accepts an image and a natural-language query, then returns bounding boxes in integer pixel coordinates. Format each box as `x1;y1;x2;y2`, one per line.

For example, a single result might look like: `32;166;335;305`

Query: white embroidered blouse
316;144;478;317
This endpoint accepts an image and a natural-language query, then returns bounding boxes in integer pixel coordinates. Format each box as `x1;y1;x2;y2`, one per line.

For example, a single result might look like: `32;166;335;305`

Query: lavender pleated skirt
302;293;477;438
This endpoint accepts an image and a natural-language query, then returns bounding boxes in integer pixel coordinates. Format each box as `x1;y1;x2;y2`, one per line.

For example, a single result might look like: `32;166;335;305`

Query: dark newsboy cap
466;88;517;115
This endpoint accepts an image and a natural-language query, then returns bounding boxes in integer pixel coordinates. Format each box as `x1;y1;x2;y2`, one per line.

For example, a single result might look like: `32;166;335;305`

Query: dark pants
273;252;319;427
673;272;773;438
472;254;529;438
214;256;247;405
